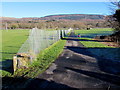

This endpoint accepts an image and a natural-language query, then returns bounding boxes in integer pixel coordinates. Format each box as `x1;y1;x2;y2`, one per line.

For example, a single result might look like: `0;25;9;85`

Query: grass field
1;29;29;76
75;28;113;34
75;28;114;48
2;30;29;61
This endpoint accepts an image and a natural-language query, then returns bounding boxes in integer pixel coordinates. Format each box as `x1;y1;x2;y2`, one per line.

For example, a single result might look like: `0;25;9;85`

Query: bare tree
107;0;120;44
109;0;120;31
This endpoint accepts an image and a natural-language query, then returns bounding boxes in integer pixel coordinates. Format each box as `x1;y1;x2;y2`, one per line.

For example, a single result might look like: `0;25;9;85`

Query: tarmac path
27;32;120;89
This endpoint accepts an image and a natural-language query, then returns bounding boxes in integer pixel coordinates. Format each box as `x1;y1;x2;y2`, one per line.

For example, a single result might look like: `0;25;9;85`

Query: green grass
79;38;112;48
1;29;29;77
75;28;113;34
2;30;29;61
75;28;114;48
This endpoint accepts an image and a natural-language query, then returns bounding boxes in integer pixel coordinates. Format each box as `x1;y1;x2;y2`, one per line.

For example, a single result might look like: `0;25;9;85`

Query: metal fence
13;28;71;71
17;28;72;55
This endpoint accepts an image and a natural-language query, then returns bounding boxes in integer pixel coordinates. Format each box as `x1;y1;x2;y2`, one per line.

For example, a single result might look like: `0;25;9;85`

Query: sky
1;0;111;2
2;2;112;18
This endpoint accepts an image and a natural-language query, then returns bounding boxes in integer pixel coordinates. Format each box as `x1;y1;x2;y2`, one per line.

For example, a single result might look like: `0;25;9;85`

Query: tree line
108;1;120;44
2;19;110;30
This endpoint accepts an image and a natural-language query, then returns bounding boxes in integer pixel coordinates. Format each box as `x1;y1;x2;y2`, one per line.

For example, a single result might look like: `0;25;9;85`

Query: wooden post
13;55;18;72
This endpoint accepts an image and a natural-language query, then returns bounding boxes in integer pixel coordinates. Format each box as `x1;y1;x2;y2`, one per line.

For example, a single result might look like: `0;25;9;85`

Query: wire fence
13;28;71;71
18;28;71;56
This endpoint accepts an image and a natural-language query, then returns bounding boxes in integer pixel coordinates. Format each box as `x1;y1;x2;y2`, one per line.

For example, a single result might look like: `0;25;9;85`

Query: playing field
0;30;29;76
2;30;29;61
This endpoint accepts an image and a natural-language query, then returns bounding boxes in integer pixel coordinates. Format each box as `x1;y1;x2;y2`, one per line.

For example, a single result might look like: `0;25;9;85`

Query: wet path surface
27;32;120;89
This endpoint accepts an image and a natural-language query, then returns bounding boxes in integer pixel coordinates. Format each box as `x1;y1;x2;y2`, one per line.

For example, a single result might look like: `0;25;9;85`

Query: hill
1;14;109;29
1;14;106;21
39;14;105;21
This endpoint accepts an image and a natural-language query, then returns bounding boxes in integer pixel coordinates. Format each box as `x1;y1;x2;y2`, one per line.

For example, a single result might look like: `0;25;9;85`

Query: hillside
39;14;105;20
1;14;109;29
1;14;106;21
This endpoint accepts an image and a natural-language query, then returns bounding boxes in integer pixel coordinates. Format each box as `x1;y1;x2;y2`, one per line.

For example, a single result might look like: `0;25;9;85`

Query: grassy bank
14;40;66;78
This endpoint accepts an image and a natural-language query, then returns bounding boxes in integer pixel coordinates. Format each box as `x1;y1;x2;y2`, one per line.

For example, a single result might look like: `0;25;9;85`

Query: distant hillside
1;14;109;29
1;17;19;21
39;14;105;20
1;14;106;21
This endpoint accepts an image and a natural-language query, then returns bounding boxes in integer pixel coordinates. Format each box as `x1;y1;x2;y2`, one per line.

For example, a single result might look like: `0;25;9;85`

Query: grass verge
79;38;112;48
13;39;66;78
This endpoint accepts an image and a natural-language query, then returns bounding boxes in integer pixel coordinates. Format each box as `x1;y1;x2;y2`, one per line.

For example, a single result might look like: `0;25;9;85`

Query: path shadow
0;59;14;73
66;46;120;75
65;67;120;86
2;77;77;89
27;78;78;89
